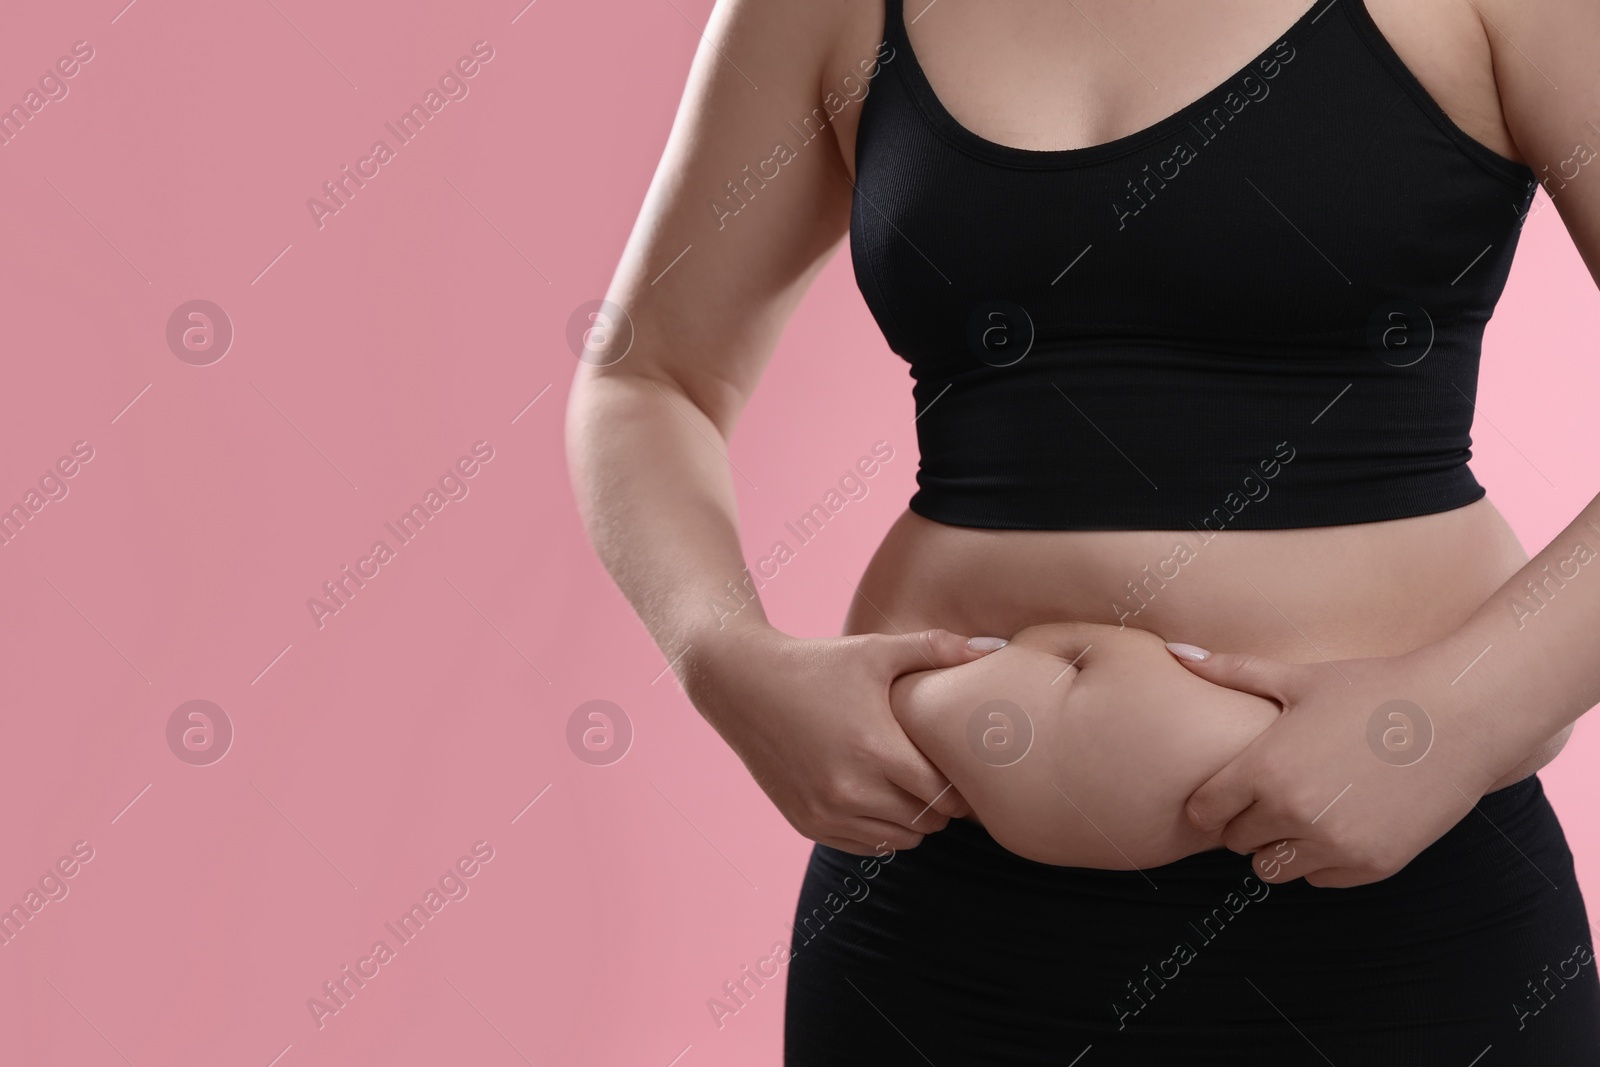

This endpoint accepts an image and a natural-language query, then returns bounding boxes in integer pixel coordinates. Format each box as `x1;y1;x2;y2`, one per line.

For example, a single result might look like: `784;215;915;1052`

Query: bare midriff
851;496;1572;865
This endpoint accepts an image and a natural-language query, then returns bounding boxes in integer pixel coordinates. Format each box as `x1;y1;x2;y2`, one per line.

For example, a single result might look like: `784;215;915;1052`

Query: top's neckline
886;0;1335;170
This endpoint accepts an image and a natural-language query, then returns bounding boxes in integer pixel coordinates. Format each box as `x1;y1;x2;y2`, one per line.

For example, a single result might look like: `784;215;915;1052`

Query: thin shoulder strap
883;0;906;46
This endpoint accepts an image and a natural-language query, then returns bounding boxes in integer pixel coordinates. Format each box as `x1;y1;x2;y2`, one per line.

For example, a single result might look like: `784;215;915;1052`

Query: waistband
939;772;1546;888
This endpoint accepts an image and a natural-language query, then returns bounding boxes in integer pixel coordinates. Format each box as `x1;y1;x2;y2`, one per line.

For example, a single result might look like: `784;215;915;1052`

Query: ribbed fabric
785;774;1600;1063
850;0;1540;530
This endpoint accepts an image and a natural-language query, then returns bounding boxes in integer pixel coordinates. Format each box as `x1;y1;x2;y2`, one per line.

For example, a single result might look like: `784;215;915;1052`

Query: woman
566;0;1600;1059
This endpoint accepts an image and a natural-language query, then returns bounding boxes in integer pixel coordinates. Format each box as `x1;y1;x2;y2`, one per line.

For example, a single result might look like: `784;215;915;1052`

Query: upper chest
827;0;1520;183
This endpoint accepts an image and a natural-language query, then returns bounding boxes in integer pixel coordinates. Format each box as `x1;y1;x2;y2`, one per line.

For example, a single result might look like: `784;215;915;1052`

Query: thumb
1186;758;1256;835
1164;643;1297;705
878;627;1008;676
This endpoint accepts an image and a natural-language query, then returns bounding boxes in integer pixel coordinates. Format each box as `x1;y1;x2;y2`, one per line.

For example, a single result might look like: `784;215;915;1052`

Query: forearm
565;366;775;689
1426;490;1600;760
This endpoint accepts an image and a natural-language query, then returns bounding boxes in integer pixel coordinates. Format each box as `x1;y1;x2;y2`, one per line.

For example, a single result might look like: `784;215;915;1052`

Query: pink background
2;1;1598;1064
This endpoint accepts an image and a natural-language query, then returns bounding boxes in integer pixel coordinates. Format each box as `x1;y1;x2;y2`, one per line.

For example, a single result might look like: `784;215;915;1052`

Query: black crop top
850;0;1540;531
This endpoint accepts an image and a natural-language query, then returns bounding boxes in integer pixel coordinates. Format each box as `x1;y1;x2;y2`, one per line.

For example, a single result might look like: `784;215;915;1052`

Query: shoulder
1467;0;1598;116
702;0;876;122
711;0;858;68
1469;0;1600;191
1466;0;1600;312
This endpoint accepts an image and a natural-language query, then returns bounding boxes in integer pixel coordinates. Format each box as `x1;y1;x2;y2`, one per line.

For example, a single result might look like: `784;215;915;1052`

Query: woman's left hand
1164;642;1533;888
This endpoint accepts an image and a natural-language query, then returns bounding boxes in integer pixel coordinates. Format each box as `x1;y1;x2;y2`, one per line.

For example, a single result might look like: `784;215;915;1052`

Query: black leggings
784;774;1600;1065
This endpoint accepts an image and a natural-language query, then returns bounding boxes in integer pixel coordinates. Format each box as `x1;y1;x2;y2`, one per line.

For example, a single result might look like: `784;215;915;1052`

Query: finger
1186;759;1258;834
876;627;1008;677
1246;837;1315;885
1267;839;1374;888
1163;644;1299;705
819;831;883;857
883;755;969;822
1216;800;1294;856
1303;865;1376;888
846;816;928;853
817;835;887;857
820;829;947;858
874;779;952;833
815;825;914;857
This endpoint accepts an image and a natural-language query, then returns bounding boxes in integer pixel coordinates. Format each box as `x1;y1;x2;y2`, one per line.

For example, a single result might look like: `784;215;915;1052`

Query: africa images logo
306;41;496;230
1112;39;1297;230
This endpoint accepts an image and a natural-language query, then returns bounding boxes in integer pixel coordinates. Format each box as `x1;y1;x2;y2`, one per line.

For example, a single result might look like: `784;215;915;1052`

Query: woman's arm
1427;0;1600;753
1452;0;1600;745
566;0;850;664
566;0;997;856
1169;0;1600;888
1427;0;1600;751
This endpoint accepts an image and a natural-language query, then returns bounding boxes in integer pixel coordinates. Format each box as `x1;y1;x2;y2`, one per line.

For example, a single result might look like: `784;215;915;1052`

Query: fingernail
967;636;1008;652
1165;642;1211;662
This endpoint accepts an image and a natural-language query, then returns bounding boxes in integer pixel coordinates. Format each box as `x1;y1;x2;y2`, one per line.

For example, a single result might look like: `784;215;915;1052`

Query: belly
848;497;1572;782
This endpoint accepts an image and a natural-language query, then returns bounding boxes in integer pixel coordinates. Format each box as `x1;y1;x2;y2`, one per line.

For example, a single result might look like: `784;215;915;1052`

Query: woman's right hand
685;625;1007;856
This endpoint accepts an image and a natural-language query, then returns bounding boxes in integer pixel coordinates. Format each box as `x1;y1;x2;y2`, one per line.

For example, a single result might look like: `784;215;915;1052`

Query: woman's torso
822;0;1572;769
